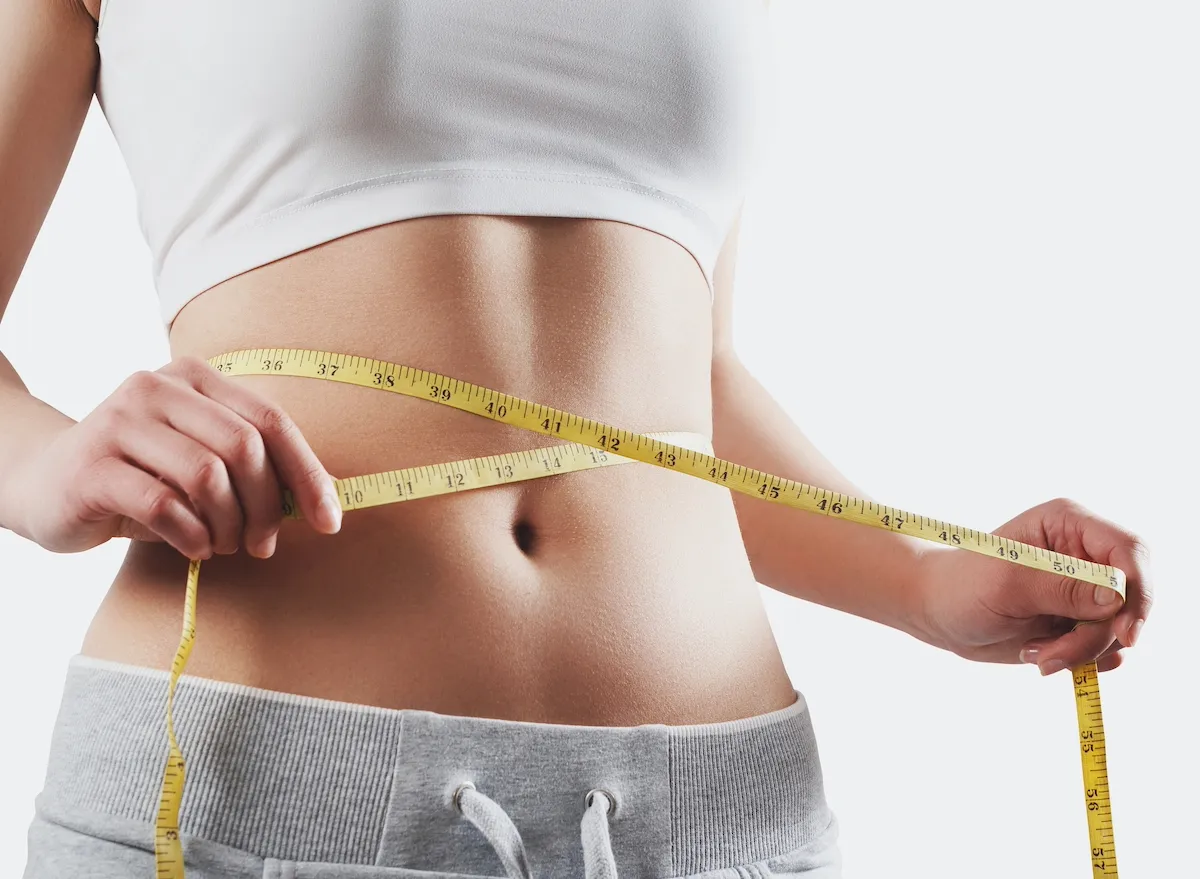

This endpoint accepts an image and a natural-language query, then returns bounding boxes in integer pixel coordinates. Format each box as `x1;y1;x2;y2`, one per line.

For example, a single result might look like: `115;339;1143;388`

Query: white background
1;2;1195;876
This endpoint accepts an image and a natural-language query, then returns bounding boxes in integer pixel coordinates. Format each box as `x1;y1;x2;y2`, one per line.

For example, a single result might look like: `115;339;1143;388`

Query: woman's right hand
13;355;342;559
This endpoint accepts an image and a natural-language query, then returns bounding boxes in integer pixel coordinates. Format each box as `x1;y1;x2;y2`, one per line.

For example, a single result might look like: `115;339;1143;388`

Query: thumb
995;561;1125;625
1042;572;1125;623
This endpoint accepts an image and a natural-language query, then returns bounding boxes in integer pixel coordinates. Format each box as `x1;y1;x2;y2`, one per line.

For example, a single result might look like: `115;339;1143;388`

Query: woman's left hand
913;498;1152;676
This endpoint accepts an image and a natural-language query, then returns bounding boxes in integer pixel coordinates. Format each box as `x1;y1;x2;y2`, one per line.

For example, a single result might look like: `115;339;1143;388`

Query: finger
1093;639;1124;673
115;420;243;555
1020;628;1121;666
1028;619;1116;676
149;380;285;558
165;357;341;534
1100;537;1152;648
81;460;212;559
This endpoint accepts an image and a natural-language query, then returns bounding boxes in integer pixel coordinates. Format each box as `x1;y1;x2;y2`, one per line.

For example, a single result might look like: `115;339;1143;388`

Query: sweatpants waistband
38;655;835;877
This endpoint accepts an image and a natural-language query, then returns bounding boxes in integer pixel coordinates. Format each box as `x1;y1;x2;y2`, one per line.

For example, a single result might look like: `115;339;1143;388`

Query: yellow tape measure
154;347;1125;877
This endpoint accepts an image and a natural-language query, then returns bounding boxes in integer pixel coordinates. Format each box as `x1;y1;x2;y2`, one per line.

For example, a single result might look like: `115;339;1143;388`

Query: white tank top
95;1;769;326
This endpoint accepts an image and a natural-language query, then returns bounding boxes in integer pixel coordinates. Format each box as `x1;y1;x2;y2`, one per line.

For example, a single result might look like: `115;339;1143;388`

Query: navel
512;518;538;556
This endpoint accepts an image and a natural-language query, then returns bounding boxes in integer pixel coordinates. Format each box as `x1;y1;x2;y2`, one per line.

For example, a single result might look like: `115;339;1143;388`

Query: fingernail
1039;659;1068;676
1127;618;1144;648
1094;585;1119;606
318;493;342;533
249;531;277;559
1018;646;1040;664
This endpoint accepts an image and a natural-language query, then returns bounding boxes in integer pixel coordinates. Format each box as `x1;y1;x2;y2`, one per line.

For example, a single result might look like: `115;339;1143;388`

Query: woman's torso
78;0;795;726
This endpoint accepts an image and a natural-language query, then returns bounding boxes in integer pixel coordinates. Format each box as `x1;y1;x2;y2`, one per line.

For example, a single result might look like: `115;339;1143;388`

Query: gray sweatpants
25;656;842;878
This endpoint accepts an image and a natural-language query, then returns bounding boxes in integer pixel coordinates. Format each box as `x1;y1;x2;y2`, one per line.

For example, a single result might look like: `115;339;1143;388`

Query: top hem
157;168;724;328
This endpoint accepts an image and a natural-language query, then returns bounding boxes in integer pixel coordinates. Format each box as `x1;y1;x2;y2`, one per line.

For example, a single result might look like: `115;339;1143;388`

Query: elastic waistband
39;655;834;876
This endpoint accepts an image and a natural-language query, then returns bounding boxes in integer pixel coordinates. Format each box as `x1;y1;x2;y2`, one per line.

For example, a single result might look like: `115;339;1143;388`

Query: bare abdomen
81;215;796;725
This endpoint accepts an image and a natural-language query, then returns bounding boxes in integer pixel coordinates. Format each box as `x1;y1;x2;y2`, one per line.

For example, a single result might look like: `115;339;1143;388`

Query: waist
88;445;791;723
35;655;836;876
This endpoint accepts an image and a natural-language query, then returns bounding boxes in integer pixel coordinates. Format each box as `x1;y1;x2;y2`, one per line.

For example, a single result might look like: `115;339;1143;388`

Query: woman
2;1;1150;876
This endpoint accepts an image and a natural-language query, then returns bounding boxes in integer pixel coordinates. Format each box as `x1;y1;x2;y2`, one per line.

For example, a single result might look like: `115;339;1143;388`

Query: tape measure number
151;347;1124;878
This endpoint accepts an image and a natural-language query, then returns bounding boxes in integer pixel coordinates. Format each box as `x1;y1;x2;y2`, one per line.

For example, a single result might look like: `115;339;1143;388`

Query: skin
0;0;1152;729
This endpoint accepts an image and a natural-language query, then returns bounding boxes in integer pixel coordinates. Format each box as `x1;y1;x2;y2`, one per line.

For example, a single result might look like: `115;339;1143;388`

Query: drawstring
580;789;620;879
454;782;533;879
453;782;620;878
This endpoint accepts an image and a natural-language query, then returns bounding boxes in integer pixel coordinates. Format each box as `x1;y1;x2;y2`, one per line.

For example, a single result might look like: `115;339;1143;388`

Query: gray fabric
24;655;842;878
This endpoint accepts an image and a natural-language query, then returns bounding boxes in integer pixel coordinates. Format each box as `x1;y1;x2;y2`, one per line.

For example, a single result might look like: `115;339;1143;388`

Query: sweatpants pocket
759;852;843;879
25;808;266;879
263;859;501;879
24;813;152;879
757;813;843;878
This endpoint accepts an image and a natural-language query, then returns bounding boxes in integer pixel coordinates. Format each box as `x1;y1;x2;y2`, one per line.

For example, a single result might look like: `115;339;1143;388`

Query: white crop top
94;1;769;327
